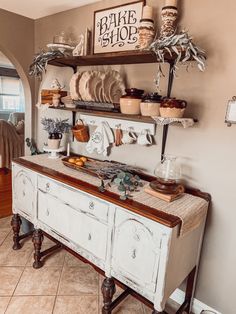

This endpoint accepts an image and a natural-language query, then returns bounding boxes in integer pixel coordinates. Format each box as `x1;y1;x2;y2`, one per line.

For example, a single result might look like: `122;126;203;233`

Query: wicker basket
72;120;89;142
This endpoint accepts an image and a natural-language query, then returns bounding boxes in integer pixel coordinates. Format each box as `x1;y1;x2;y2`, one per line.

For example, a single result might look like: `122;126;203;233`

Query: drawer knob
89;201;94;210
46;209;50;216
88;233;92;241
132;249;136;259
22;191;25;197
46;183;50;192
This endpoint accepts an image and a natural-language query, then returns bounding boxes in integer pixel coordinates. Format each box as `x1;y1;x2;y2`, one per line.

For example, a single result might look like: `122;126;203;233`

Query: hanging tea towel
86;121;114;156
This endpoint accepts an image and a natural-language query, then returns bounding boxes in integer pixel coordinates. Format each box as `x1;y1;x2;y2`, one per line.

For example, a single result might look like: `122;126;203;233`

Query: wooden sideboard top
13;157;211;229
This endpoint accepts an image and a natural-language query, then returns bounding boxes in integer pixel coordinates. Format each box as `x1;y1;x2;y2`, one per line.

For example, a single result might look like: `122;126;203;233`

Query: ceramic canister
160;6;178;38
120;88;144;115
140;93;162;116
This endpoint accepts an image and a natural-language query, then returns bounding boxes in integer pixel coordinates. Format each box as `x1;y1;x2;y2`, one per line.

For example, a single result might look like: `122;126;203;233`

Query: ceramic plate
79;71;93;101
69;72;83;100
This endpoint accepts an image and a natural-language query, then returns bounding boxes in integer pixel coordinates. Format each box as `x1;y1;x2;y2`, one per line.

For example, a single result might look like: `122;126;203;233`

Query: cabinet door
38;191;108;262
111;210;162;292
12;164;36;218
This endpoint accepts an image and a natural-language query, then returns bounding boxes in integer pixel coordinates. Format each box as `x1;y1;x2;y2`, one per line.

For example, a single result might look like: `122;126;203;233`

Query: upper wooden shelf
48;50;171;68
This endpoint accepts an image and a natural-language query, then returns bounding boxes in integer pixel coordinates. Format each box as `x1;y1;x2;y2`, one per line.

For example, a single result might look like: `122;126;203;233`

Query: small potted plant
41;117;71;149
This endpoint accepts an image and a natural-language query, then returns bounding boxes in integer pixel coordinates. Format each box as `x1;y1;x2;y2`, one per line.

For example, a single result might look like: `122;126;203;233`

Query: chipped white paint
12;162;207;312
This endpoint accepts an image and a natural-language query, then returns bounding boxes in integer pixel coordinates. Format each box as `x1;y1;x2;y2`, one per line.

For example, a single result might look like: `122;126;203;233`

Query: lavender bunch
41;117;71;134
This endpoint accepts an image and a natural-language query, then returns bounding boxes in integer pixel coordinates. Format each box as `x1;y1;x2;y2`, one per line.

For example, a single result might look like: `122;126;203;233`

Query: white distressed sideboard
11;158;210;314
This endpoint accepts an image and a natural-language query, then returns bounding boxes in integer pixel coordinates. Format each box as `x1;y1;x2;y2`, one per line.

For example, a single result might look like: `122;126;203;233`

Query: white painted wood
79;114;156;135
12;164;37;221
38;191;108;262
38;174;109;223
111;208;162;294
12;162;207;313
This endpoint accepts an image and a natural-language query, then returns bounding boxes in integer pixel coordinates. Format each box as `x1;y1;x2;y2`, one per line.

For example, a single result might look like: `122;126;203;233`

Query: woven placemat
22;154;208;236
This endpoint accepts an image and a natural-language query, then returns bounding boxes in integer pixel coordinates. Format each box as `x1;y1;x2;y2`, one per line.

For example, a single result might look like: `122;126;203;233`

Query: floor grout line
51;252;66;313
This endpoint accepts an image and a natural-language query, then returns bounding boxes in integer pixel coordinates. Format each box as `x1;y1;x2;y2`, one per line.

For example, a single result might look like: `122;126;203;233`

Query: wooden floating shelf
49;107;156;124
49;107;197;125
48;50;180;68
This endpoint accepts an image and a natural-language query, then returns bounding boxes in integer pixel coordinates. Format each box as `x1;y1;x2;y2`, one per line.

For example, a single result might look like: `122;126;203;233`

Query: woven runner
22;155;208;236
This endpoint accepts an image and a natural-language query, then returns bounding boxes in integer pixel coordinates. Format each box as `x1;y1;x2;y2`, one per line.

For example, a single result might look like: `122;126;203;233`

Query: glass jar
120;88;144;115
53;31;67;45
154;155;181;183
140;93;162;116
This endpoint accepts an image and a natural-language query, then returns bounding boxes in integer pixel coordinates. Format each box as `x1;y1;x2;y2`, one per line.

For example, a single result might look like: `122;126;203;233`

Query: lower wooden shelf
49;107;156;124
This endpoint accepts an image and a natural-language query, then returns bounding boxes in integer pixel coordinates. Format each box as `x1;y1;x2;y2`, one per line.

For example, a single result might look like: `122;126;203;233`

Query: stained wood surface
13;158;211;228
49;107;156;124
48;50;159;67
0;169;12;218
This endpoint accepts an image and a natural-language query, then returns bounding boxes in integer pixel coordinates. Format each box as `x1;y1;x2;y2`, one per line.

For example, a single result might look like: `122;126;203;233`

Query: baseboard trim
170;288;222;314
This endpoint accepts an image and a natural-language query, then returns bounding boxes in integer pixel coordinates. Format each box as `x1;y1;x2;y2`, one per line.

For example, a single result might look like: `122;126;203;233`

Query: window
0;76;24;112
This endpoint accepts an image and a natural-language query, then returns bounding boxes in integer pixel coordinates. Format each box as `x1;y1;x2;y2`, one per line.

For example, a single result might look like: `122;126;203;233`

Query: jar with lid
120;88;144;115
140;93;162;116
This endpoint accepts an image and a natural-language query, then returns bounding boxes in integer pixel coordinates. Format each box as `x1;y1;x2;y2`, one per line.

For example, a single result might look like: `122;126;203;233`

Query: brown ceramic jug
160;97;187;118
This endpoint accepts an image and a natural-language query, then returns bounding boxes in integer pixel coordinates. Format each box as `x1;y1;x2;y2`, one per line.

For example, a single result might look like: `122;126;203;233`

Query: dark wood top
13;158;211;228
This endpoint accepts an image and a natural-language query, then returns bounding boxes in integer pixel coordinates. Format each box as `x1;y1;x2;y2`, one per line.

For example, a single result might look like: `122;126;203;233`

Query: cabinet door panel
112;212;161;292
12;165;36;218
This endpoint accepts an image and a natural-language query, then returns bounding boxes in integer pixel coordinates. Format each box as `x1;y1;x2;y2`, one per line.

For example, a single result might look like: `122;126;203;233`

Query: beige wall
0;9;35;144
35;0;235;312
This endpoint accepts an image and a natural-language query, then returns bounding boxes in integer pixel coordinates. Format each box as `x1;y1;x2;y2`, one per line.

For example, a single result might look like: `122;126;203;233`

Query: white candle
142;6;153;20
67;143;70;156
165;0;178;7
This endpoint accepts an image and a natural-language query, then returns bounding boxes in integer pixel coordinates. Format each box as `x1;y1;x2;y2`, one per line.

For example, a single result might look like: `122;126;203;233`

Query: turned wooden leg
11;214;22;250
101;277;116;314
32;229;44;269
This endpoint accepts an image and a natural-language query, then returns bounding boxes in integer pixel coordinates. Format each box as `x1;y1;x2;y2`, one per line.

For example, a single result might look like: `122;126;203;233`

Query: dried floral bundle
84;160;144;180
150;30;206;90
41;117;71;134
29;50;65;78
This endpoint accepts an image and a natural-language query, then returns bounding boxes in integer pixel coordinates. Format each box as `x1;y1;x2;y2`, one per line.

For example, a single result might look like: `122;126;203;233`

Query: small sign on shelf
225;96;236;127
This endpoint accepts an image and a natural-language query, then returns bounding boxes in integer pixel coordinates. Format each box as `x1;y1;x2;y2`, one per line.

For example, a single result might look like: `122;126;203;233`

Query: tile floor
0;216;180;314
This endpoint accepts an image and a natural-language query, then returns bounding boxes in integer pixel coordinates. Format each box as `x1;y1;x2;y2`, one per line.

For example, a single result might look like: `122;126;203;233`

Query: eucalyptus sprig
150;30;206;90
113;171;143;200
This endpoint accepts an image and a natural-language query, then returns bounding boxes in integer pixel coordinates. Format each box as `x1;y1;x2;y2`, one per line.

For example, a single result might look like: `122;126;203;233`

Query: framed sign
225;96;236;126
93;1;145;54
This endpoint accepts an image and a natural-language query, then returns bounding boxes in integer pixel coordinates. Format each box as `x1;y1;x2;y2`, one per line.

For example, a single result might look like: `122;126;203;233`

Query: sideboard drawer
38;175;109;222
12;164;36;218
38;191;108;261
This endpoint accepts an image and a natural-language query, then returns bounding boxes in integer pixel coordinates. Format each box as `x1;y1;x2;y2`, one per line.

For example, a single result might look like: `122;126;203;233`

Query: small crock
120;88;144;115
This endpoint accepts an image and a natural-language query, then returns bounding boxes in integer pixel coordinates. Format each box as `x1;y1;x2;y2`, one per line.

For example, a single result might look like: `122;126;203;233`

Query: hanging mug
121;128;137;144
137;130;152;146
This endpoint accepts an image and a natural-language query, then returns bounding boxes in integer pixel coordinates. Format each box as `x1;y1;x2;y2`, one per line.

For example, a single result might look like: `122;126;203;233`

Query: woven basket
72;120;89;142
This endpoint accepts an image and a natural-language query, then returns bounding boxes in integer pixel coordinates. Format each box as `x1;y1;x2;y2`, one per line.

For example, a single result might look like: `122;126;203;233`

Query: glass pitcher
154;155;181;183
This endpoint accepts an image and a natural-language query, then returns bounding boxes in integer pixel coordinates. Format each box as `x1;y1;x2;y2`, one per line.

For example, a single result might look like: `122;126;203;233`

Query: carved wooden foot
11;214;22;250
101;277;116;314
32;229;44;269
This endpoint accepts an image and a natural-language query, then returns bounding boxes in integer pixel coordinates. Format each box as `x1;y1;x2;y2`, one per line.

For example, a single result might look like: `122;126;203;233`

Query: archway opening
0;51;25;122
0;45;33;155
